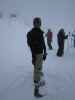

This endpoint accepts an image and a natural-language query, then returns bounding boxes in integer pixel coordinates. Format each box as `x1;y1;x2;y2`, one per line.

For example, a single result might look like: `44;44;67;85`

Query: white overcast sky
0;0;75;32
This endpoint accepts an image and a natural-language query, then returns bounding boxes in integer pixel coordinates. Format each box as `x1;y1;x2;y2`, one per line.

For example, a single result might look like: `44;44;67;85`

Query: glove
43;53;47;61
65;35;68;39
66;35;68;39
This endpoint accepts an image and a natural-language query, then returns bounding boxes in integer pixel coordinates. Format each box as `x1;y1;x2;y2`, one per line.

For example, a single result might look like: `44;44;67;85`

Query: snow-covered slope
0;18;75;100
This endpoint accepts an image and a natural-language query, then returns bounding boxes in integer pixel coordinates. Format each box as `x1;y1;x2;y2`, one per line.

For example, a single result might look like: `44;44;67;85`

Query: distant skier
72;30;75;48
27;17;47;97
46;29;53;50
57;28;68;57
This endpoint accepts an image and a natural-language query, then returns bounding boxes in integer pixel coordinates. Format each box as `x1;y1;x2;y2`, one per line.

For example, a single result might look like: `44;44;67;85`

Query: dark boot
49;44;53;50
34;86;43;98
57;48;62;57
39;80;45;87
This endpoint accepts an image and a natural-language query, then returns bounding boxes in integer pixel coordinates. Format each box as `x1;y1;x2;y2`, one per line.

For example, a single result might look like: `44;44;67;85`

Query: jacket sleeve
27;32;31;47
42;33;46;54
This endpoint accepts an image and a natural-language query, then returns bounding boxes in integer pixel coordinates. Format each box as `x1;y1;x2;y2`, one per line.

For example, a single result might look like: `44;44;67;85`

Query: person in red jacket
46;29;53;49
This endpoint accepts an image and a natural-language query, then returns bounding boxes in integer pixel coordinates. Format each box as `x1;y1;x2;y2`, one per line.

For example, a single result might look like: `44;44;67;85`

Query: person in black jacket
27;17;47;97
57;28;68;57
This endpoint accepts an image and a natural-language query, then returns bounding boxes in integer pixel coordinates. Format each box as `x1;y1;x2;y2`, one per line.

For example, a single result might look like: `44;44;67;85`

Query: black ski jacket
27;27;46;55
57;31;68;49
